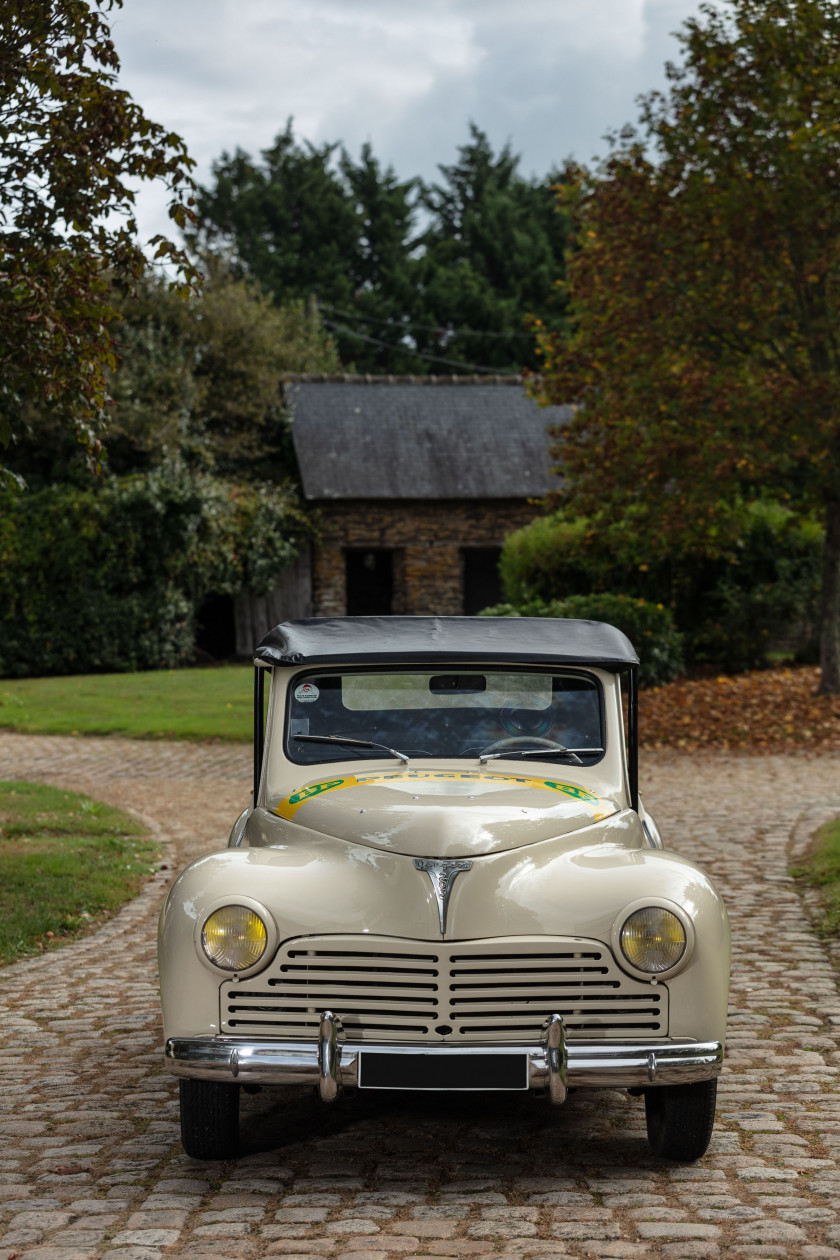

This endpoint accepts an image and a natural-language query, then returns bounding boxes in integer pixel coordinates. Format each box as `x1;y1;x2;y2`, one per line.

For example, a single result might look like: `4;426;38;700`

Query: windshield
285;669;604;765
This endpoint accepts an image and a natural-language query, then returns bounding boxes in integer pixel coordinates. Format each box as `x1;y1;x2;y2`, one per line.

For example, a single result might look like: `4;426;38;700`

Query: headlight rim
193;894;277;977
610;896;695;981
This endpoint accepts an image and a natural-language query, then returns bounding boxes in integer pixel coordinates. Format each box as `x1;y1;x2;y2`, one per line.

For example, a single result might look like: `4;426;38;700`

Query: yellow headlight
620;906;686;973
201;905;267;970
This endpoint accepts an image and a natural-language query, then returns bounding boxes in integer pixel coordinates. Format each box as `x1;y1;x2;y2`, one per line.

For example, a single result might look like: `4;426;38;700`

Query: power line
322;318;522;375
319;301;535;340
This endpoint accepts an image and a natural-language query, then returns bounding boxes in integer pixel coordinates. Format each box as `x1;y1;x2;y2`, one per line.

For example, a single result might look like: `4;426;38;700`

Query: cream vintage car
159;616;729;1161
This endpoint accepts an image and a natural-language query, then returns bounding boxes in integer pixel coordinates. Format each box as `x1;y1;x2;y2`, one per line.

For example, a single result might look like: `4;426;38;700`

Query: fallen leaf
641;666;840;754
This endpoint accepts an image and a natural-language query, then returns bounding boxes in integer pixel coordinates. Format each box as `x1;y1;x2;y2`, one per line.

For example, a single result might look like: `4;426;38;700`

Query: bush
498;514;607;606
0;466;312;677
499;507;672;607
480;594;684;687
687;503;822;671
497;500;823;672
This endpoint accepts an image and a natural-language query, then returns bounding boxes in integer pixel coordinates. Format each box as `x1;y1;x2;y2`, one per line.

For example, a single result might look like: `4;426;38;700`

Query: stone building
272;373;568;625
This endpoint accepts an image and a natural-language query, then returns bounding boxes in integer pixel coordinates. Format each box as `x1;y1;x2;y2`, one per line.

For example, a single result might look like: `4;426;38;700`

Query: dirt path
2;733;840;1259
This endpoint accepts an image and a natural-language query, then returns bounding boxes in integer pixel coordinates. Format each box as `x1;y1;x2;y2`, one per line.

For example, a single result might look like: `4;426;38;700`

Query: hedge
0;466;311;677
497;501;822;672
480;594;684;687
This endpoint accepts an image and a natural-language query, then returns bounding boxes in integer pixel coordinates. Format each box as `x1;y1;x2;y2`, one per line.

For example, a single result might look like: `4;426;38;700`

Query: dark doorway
346;549;394;615
463;548;503;615
195;593;236;661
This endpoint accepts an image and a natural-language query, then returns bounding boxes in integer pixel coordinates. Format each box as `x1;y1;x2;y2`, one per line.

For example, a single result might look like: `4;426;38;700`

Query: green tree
415;125;568;373
194;123;568;375
7;260;341;485
329;143;422;373
534;0;840;693
0;0;196;468
184;260;341;477
193;122;420;371
194;124;361;311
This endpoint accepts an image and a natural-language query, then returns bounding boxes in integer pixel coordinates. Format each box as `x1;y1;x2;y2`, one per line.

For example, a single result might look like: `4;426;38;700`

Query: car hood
269;766;621;858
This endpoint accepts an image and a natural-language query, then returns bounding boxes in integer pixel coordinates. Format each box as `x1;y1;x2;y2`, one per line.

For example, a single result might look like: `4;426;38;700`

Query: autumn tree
0;0;196;470
534;0;840;693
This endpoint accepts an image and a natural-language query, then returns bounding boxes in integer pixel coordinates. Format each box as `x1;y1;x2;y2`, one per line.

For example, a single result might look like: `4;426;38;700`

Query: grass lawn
0;781;162;965
792;818;840;939
3;661;840;752
0;664;253;741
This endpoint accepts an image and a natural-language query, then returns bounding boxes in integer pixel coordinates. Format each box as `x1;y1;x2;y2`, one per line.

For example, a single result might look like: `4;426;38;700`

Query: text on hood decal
273;769;614;822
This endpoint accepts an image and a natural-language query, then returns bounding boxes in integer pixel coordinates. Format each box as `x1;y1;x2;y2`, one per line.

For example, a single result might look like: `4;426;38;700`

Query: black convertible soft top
254;616;638;670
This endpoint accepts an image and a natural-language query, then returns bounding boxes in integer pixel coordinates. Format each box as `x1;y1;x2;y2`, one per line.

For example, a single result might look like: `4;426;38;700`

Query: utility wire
322;318;522;375
320;301;535;340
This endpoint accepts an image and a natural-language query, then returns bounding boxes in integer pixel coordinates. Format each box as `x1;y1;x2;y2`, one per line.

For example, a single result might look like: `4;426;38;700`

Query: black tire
644;1077;717;1161
179;1078;240;1160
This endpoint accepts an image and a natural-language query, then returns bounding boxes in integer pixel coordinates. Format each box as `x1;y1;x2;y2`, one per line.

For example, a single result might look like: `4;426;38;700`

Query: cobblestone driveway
2;734;840;1260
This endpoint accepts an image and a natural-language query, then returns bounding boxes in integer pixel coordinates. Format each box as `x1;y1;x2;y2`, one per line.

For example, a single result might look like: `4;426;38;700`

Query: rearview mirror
429;675;487;694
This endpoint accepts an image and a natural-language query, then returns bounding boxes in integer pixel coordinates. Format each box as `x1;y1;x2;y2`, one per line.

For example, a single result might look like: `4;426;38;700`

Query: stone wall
311;499;537;616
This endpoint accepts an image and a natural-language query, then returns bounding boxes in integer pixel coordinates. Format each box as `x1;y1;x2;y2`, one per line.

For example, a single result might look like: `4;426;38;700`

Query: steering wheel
479;735;568;756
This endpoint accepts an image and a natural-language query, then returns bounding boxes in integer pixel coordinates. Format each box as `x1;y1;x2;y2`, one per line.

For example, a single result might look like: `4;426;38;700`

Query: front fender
158;810;729;1045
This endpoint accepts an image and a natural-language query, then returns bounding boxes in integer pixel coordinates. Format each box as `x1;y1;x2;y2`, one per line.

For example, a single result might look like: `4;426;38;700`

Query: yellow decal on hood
274;769;614;821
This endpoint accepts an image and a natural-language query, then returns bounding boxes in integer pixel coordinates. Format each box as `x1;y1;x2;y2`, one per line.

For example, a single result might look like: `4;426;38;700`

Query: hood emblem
414;858;473;933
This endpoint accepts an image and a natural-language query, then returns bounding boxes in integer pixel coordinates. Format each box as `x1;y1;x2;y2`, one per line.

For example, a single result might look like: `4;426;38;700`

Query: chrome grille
221;935;667;1042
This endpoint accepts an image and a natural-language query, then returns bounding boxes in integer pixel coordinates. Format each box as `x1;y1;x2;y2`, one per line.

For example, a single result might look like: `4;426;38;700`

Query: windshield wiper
479;746;603;766
294;734;410;765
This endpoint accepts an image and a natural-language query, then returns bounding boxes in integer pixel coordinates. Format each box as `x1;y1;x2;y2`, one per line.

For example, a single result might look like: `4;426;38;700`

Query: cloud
112;0;708;247
114;0;481;165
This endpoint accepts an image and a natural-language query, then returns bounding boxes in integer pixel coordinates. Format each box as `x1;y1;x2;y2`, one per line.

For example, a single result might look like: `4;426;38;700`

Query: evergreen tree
194;123;419;371
327;144;421;373
193;123;568;375
414;125;568;373
195;123;359;308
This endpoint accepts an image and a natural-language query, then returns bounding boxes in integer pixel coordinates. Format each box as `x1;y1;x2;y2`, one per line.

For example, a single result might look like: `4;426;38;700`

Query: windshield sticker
274;770;615;822
294;682;320;703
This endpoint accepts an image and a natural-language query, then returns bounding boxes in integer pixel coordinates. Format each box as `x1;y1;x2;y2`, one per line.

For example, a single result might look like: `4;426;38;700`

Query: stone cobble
2;733;840;1258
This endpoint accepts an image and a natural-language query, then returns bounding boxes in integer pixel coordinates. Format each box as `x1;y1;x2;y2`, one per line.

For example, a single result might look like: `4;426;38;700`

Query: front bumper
165;1013;723;1102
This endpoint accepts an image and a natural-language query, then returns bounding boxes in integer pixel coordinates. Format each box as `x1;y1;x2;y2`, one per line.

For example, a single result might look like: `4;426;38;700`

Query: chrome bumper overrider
165;1012;723;1103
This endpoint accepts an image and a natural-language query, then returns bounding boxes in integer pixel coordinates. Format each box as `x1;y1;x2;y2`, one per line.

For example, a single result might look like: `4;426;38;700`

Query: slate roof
285;375;569;501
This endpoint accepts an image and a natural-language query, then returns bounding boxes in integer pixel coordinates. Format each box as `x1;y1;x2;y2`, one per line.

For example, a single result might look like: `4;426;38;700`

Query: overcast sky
111;0;713;248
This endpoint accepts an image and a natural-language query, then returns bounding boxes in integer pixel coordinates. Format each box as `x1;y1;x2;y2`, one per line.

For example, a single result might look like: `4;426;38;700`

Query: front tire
645;1078;717;1161
179;1079;240;1160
